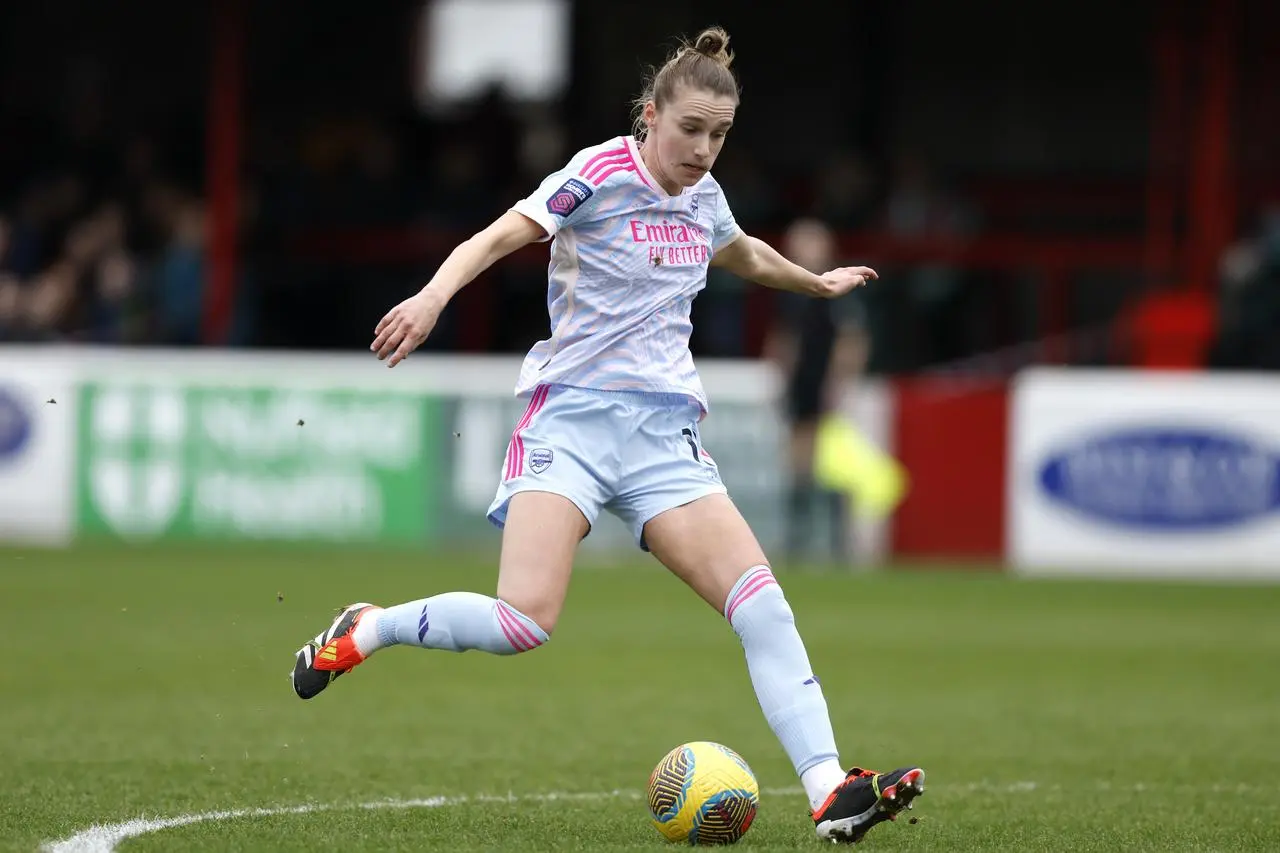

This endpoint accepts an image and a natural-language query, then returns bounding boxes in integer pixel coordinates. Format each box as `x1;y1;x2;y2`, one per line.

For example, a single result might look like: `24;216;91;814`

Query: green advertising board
0;346;889;559
75;381;439;544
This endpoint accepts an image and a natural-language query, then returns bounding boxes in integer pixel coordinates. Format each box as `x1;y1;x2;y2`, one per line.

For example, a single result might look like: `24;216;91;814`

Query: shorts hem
487;485;599;536
632;484;729;552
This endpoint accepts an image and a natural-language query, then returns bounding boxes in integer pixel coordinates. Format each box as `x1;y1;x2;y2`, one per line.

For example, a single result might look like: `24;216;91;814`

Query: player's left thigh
643;492;770;615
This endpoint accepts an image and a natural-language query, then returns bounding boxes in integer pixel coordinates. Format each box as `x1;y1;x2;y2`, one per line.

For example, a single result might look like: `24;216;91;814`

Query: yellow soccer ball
647;741;760;845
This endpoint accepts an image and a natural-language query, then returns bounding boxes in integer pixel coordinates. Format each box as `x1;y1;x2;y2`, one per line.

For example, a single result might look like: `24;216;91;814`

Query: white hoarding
1009;368;1280;579
0;353;76;545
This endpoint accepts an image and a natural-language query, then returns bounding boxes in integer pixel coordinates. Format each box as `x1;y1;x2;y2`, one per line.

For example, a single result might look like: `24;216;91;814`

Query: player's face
646;86;736;191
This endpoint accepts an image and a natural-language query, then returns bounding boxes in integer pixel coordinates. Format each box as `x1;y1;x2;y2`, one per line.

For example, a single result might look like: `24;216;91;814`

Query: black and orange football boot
812;766;925;843
290;603;381;699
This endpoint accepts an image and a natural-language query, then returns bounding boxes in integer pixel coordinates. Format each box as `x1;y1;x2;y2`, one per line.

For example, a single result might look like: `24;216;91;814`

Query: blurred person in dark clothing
19;260;78;340
151;195;208;345
881;153;980;368
766;218;871;563
813;150;879;230
693;147;782;357
1210;203;1280;370
5;173;87;280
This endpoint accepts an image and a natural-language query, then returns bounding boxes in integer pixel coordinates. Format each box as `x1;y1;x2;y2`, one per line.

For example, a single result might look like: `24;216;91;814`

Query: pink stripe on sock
579;145;628;178
730;567;771;598
506;385;549;480
726;570;778;624
730;570;772;607
497;601;542;649
494;604;530;651
730;570;776;608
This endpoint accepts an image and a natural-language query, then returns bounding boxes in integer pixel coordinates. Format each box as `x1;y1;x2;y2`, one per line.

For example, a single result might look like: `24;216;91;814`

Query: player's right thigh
486;385;618;634
495;491;587;635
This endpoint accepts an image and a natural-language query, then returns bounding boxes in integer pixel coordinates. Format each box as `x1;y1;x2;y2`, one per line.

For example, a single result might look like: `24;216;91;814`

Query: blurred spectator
0;214;10;278
885;153;977;237
6;173;87;279
23;260;77;339
765;218;871;564
1208;203;1280;370
152;195;208;346
813;150;879;230
0;275;18;334
88;247;141;342
693;148;781;357
880;152;981;368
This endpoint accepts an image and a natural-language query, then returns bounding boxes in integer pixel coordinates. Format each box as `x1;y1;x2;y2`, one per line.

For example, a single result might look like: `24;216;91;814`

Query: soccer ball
647;741;760;845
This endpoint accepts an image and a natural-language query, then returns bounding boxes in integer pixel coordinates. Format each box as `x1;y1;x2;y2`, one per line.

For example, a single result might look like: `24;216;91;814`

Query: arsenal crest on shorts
529;448;554;474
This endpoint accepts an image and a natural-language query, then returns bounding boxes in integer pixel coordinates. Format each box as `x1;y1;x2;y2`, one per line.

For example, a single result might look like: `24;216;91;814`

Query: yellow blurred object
813;414;908;519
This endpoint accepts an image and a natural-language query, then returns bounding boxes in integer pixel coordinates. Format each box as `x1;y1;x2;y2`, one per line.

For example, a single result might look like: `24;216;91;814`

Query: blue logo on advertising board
0;387;32;461
1037;427;1280;531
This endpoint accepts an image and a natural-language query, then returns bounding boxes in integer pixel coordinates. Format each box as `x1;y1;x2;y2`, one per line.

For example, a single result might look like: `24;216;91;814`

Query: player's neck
638;138;683;197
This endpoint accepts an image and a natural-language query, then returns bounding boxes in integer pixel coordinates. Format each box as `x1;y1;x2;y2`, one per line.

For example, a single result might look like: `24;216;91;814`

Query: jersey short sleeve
711;188;743;252
511;148;610;240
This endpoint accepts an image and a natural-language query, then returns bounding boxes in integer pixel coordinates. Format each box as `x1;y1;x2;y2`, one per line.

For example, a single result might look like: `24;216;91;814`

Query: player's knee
724;566;794;639
481;598;551;656
496;594;559;641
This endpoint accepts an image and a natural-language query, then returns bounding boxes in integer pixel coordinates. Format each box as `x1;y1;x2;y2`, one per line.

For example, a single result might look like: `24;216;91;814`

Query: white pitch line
42;780;1263;852
42;791;649;853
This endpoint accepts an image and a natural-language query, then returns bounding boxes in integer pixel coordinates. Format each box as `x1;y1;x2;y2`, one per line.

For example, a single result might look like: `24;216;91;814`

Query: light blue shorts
487;384;727;550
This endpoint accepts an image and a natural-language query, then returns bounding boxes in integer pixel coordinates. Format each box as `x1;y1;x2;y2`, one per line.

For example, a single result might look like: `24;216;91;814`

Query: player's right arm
372;140;615;367
371;210;546;367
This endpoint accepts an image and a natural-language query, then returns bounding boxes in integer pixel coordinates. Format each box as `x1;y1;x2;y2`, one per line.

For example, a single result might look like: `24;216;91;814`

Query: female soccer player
291;26;923;843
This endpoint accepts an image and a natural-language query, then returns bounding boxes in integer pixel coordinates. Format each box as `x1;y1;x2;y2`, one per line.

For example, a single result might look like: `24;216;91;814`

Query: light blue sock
725;566;842;778
361;592;548;656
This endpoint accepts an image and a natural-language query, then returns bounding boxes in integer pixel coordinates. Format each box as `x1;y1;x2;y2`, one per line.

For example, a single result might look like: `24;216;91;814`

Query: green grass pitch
2;543;1278;851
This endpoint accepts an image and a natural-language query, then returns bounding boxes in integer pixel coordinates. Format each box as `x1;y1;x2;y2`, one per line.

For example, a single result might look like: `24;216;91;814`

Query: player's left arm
711;233;877;299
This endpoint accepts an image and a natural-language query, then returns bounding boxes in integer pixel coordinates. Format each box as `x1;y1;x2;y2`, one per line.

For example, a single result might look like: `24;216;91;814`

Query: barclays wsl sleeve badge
546;178;594;217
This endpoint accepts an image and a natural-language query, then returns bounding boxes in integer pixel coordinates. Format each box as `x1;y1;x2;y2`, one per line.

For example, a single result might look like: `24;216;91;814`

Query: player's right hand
371;289;446;367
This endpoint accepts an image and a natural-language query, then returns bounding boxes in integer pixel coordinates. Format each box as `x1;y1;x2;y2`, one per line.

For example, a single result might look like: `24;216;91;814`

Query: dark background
1;0;1276;373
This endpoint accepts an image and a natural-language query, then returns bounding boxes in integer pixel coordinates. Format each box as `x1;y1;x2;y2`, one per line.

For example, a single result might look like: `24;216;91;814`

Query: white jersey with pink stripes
509;134;743;414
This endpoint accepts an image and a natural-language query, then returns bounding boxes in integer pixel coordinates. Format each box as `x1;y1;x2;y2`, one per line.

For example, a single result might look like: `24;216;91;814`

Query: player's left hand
815;266;877;298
